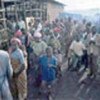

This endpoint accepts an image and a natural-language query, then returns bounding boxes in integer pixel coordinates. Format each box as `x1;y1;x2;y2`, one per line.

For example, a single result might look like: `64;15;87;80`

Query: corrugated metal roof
3;0;20;2
3;0;65;5
48;0;66;6
3;0;34;2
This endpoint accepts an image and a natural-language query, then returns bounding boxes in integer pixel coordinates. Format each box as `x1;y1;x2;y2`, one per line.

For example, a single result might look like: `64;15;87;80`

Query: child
39;47;57;99
53;49;63;78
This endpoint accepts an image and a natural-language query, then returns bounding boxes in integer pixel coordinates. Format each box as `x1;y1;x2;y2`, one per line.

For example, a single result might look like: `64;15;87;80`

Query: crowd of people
0;16;100;100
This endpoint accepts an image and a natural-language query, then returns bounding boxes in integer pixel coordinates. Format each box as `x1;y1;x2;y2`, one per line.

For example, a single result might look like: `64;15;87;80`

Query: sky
57;0;100;11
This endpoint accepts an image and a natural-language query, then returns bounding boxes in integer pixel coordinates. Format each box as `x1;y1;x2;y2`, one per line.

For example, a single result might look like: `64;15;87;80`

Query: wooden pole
14;1;18;22
1;0;6;29
23;0;28;31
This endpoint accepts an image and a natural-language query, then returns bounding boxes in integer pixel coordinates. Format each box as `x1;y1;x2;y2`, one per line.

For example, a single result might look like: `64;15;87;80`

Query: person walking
9;38;27;100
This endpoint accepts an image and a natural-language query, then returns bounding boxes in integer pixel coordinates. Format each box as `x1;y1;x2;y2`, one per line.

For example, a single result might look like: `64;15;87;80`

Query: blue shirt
39;55;57;82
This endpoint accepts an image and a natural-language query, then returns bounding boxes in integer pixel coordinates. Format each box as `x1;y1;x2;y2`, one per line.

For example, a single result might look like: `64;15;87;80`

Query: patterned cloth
10;48;27;100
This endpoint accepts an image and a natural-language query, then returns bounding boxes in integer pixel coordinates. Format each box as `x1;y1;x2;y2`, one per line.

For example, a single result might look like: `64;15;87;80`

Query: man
68;35;86;71
11;18;17;32
35;20;42;33
0;46;13;100
78;26;99;83
90;26;100;43
81;22;92;47
88;26;100;77
66;17;73;35
77;19;87;35
14;25;22;39
18;17;26;30
65;17;74;57
48;35;61;50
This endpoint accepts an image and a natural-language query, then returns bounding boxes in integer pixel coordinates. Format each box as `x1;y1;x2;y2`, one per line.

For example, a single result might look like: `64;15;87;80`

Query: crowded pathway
0;16;100;100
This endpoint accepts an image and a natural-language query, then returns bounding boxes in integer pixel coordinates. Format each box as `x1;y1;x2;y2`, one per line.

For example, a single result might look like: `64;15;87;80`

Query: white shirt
12;22;16;31
18;20;26;29
35;23;42;33
70;40;86;56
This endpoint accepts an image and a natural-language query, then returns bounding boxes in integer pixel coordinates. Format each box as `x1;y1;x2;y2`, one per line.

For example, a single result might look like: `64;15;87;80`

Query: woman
9;38;27;100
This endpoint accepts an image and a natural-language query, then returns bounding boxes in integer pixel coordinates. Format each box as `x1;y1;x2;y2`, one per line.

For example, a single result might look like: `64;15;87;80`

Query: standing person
0;48;13;100
53;49;63;78
21;29;33;54
68;35;86;71
32;32;47;57
78;26;99;83
11;18;17;32
48;35;61;50
65;17;74;57
88;26;99;77
35;19;42;33
14;25;22;39
31;32;47;87
39;47;57;99
18;17;26;30
9;38;27;100
82;22;92;47
66;17;73;36
88;39;98;78
21;29;33;73
76;19;87;36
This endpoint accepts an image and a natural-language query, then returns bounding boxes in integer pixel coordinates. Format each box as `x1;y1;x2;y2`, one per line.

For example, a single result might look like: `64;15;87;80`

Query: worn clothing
0;50;13;100
88;43;99;56
35;23;42;33
39;55;57;82
55;54;63;64
30;40;47;87
87;33;100;55
31;41;47;56
94;34;100;47
82;32;91;47
11;49;25;66
18;20;26;30
70;40;86;56
10;48;27;100
48;38;61;49
94;34;100;55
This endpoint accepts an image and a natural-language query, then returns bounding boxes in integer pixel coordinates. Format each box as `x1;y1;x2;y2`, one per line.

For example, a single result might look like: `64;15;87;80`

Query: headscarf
34;32;42;38
11;37;22;46
15;30;22;37
54;27;61;33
